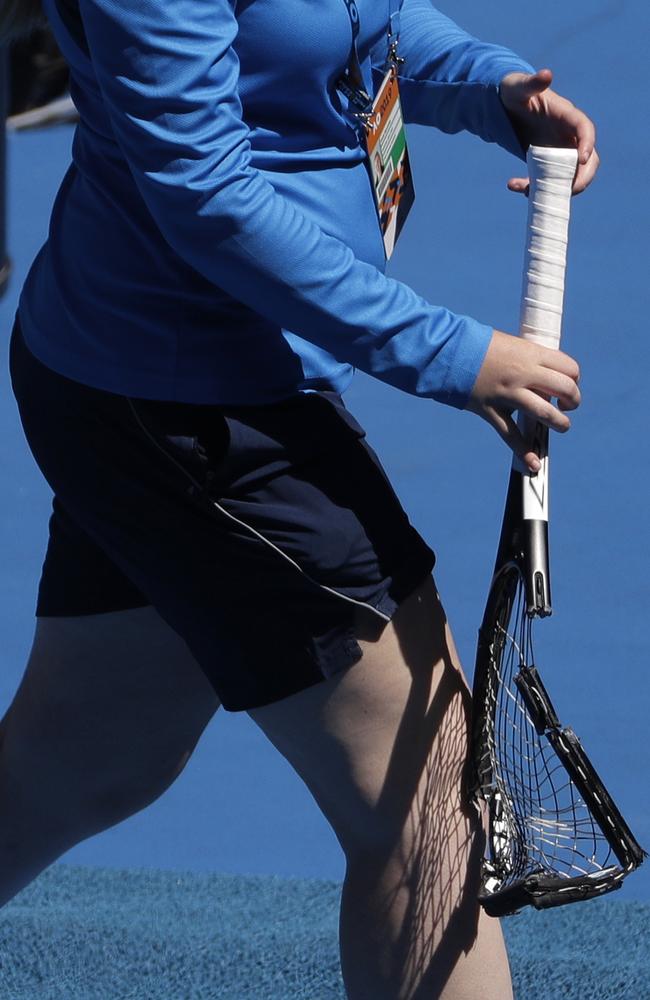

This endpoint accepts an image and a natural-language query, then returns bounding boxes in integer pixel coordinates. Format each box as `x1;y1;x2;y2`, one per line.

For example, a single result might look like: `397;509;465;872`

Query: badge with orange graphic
363;66;415;259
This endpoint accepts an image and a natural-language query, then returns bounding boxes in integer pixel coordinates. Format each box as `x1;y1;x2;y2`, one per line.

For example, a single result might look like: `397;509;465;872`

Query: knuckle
562;355;580;381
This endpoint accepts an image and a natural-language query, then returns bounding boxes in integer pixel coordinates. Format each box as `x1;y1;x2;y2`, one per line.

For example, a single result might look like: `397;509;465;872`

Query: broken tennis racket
470;146;645;918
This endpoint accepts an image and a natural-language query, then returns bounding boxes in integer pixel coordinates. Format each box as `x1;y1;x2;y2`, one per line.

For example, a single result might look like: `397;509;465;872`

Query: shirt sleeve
77;0;494;408
370;0;535;159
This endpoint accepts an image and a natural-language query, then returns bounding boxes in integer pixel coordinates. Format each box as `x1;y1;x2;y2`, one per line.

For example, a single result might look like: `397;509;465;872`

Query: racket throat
523;518;551;616
514;418;552;616
491;468;552;617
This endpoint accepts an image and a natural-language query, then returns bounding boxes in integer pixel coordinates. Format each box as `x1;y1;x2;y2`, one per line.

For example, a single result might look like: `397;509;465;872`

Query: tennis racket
470;145;645;918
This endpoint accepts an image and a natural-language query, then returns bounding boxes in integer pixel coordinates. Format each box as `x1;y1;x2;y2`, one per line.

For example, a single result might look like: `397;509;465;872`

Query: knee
11;747;191;849
65;727;200;830
0;700;196;839
334;748;475;872
86;753;189;829
341;801;479;894
334;800;424;869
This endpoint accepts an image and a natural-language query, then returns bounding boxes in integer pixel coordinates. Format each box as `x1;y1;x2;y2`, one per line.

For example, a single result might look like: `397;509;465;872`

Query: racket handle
519;145;577;350
515;147;577;510
515;148;577;614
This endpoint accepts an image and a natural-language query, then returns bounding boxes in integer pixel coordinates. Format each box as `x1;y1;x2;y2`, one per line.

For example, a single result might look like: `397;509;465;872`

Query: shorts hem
371;547;436;619
221;548;436;713
222;644;363;713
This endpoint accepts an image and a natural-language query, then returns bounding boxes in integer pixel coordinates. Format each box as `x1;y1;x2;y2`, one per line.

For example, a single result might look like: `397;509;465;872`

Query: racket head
471;544;646;917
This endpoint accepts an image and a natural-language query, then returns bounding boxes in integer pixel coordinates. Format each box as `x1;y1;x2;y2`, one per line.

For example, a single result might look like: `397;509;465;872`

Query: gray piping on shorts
126;400;391;623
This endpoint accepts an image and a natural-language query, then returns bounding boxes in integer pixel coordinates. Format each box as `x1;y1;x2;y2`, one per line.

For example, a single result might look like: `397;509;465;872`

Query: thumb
514;67;553;100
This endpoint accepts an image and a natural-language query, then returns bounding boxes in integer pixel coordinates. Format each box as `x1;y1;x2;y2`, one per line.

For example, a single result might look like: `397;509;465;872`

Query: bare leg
249;576;513;1000
0;606;219;908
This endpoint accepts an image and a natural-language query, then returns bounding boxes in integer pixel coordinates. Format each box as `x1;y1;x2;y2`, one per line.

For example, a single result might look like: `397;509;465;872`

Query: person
7;24;79;130
1;1;597;997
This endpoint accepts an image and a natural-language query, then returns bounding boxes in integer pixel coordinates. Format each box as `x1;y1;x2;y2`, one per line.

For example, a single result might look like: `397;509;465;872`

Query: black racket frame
471;430;645;917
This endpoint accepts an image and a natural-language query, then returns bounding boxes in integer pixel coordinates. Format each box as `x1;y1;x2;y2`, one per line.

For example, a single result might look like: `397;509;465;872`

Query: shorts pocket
126;398;230;495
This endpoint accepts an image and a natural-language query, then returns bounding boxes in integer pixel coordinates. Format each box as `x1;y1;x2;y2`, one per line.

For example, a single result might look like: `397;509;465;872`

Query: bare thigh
248;574;473;861
247;575;502;996
1;605;220;841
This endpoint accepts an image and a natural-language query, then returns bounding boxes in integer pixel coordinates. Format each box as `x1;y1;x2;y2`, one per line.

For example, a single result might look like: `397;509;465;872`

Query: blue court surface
0;0;648;996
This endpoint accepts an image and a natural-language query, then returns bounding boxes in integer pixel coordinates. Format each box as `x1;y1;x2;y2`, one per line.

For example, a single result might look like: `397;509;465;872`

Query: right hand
466;329;581;473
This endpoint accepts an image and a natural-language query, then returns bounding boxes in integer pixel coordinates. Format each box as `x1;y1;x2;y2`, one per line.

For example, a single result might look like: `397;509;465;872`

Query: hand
466;330;581;473
499;68;599;195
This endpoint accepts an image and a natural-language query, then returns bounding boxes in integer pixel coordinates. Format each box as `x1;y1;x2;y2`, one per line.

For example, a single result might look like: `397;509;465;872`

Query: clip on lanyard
337;0;403;118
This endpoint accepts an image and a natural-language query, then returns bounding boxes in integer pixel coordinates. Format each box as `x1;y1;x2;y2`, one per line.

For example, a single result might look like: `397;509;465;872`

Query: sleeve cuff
481;83;529;160
425;318;494;410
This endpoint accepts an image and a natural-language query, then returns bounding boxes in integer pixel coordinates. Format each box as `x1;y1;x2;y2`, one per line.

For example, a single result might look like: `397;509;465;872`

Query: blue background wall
1;0;647;899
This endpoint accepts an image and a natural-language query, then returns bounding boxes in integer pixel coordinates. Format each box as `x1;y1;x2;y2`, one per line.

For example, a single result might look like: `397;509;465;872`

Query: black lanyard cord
337;0;373;112
336;1;403;115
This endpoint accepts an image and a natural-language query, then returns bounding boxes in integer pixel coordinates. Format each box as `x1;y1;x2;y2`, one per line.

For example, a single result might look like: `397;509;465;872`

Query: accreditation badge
363;67;415;260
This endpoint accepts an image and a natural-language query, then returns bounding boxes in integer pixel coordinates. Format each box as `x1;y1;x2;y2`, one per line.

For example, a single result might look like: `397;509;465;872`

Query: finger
572;148;600;195
518;67;554;99
484;405;541;472
517;389;571;432
507;177;530;196
576;115;597;165
529;370;582;410
537;347;580;382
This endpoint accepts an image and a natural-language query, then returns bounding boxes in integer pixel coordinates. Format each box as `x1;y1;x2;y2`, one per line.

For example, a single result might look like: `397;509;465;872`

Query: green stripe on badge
391;127;406;164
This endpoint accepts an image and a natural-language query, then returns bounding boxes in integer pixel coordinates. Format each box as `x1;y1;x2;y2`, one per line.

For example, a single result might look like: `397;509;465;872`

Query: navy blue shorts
9;313;435;711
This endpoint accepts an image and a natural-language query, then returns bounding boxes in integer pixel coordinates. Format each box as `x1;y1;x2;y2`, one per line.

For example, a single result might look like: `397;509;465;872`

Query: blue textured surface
0;0;647;912
1;865;648;999
20;0;528;408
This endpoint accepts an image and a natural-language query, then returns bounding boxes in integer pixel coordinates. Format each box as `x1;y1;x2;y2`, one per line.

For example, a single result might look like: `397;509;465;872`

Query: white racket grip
519;146;578;349
516;146;578;520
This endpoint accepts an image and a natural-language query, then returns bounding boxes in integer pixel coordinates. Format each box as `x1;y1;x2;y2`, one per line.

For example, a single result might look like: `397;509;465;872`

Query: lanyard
337;0;403;114
337;0;372;112
386;0;402;65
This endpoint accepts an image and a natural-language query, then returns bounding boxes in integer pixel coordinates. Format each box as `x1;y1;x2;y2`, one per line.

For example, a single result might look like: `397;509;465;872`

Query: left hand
466;329;582;473
499;68;599;195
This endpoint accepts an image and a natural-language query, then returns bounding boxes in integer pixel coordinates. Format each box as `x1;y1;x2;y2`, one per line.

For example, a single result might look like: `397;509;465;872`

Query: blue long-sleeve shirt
18;0;534;406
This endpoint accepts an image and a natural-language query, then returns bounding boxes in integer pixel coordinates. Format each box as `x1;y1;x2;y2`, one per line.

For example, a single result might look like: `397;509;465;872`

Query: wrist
498;73;531;152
